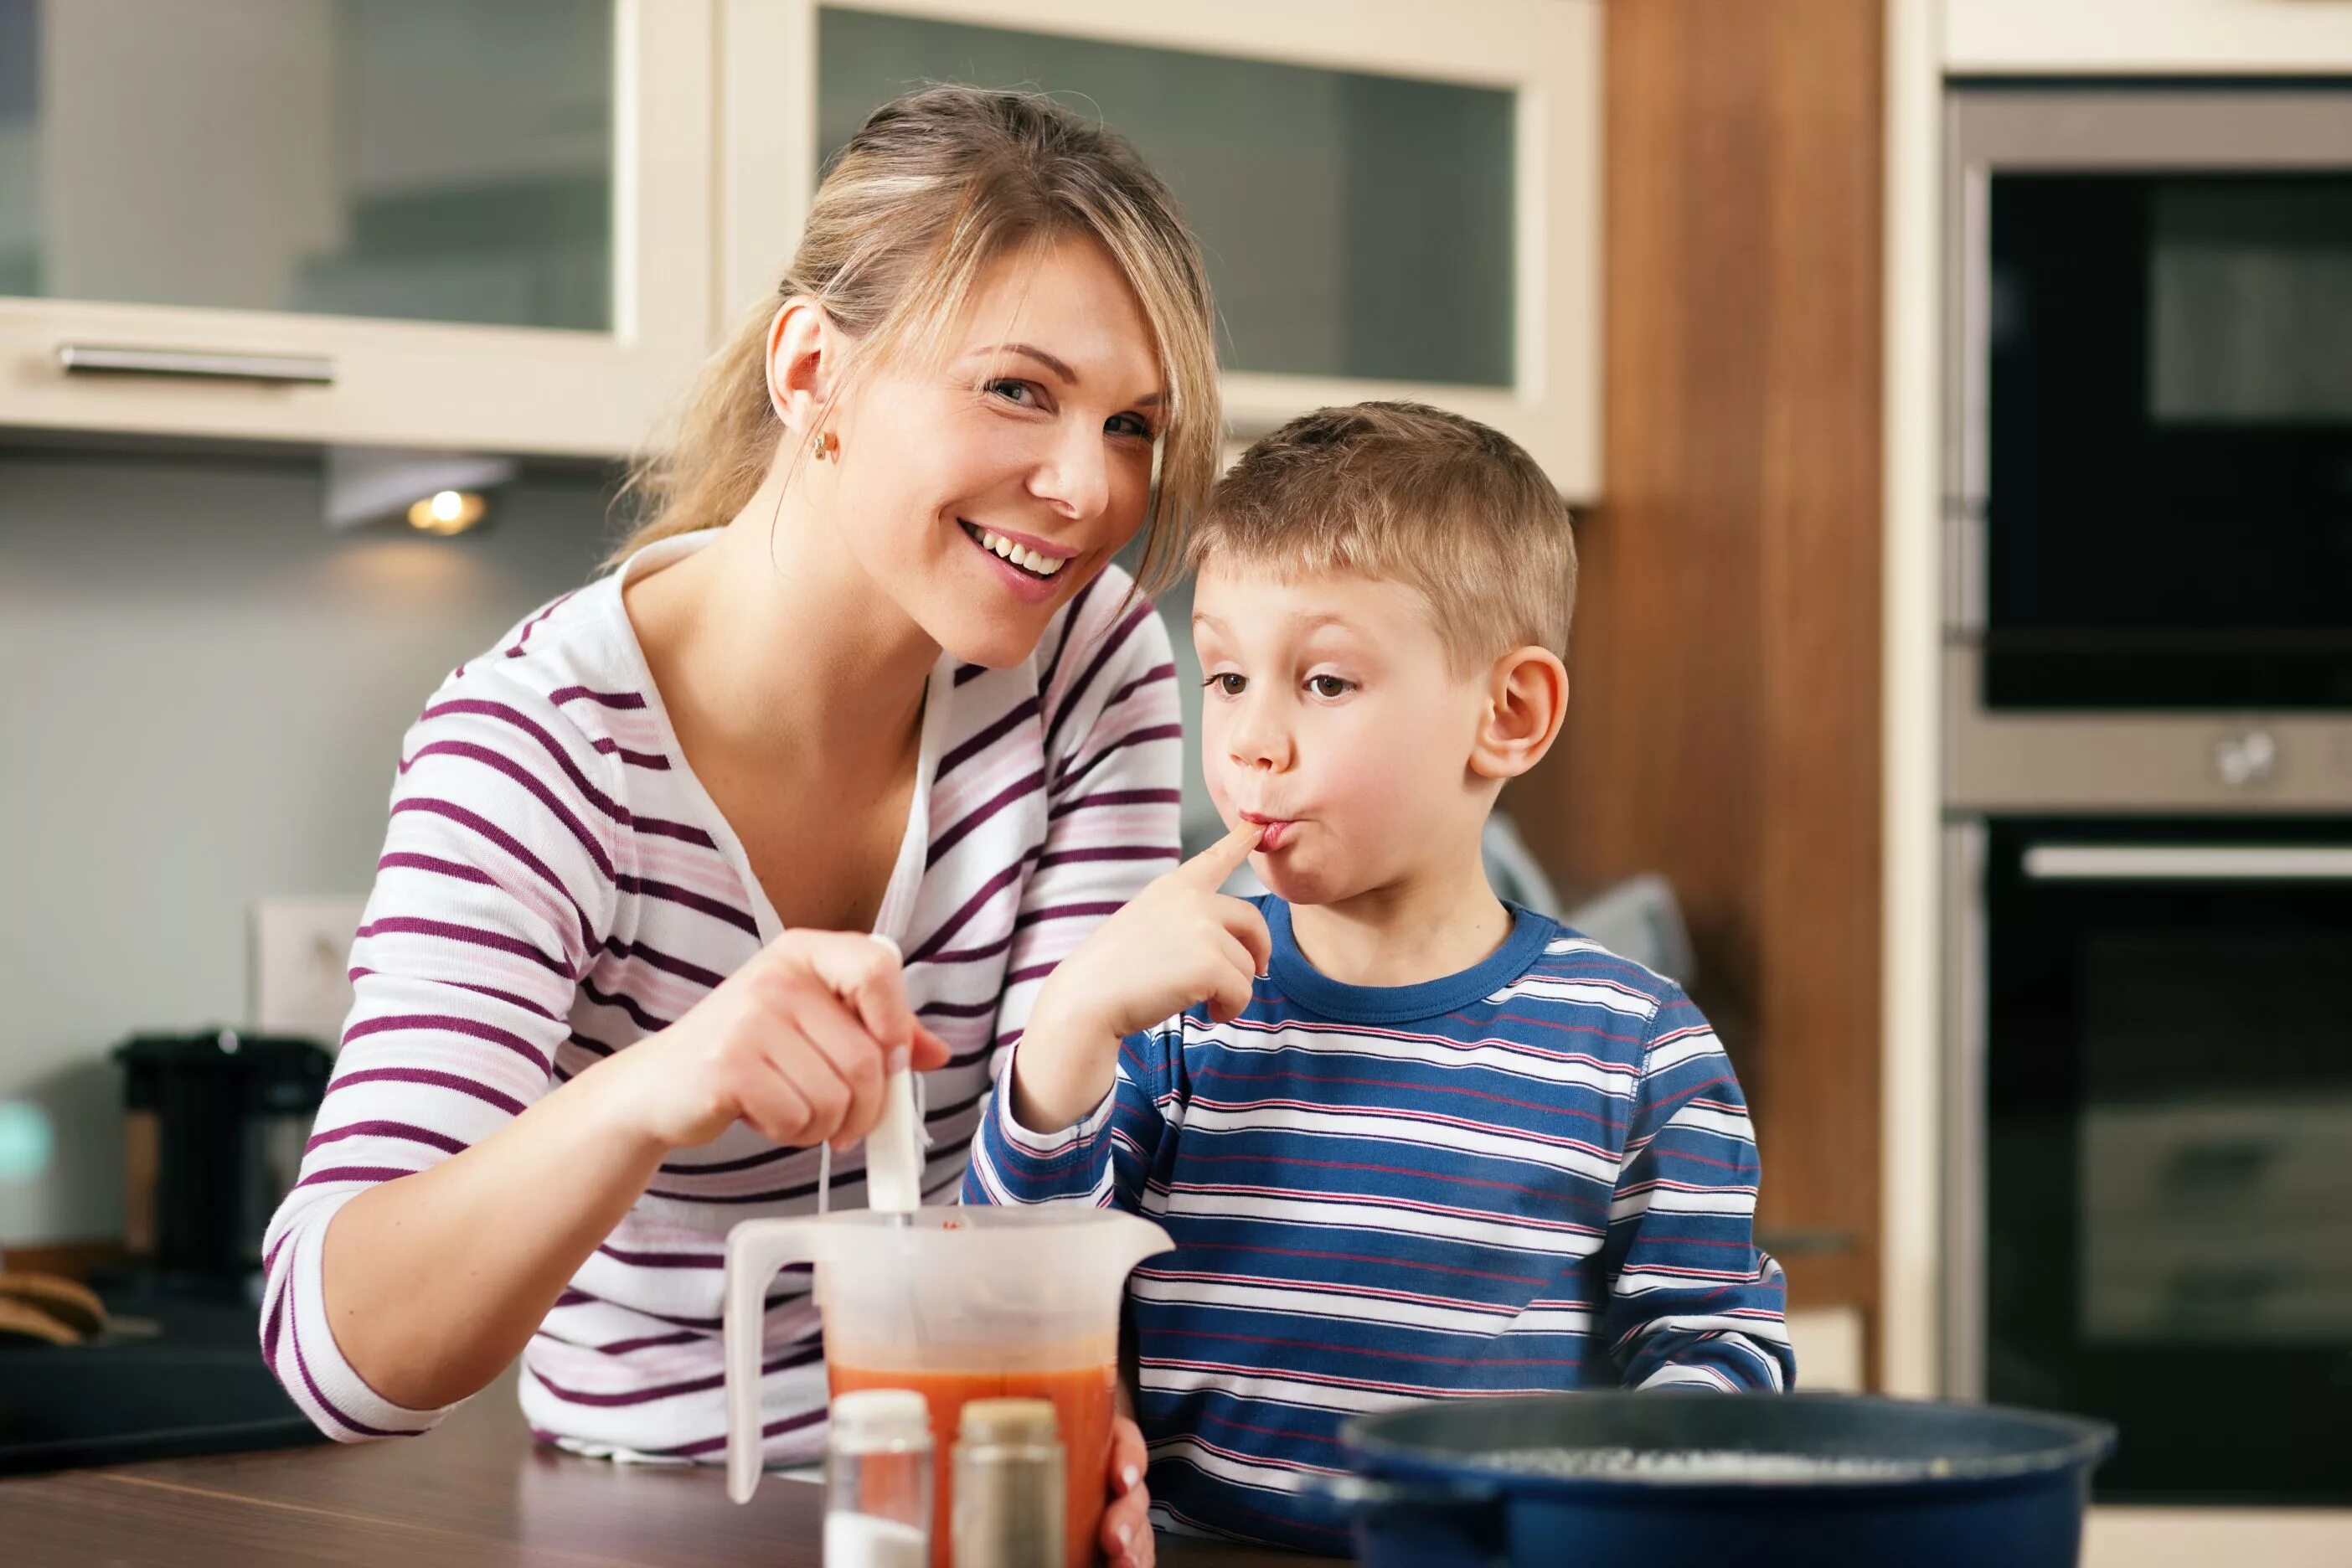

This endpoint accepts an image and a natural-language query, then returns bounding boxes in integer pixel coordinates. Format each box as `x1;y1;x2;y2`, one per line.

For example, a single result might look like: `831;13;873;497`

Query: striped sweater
966;896;1793;1554
260;529;1181;1463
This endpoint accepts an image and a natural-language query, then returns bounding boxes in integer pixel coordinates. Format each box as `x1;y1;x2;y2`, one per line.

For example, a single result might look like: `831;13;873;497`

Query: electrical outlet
253;895;371;1048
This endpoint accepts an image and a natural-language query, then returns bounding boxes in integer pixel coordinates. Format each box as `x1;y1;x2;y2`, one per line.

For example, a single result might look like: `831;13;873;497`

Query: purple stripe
593;1329;704;1355
391;795;602;936
952;662;989;687
305;1120;467;1157
1013;900;1123;932
935;696;1040;783
503;591;575;656
635;814;720;849
1007;961;1056;985
1035;843;1179;870
927;931;1018;965
647;1405;828;1459
926;770;1045;868
1046;787;1183;820
644;1177;829;1206
616;874;758;936
326;1066;527;1117
1044;601;1154;759
566;1029;619;1059
442;978;562;1021
905;847;1039;964
414;701;625;826
1055;723;1184;792
295;1164;415;1189
377;850;495;887
343;1011;549;1069
284;1235;406;1439
596;1242;723;1269
602;936;726;991
1039;577;1101;696
580;978;673;1034
591;736;672;770
1103;662;1177;712
661;1144;797;1176
406;722;623;838
551;1285;803;1331
355;915;572;977
550;685;647;709
916;995;1000;1019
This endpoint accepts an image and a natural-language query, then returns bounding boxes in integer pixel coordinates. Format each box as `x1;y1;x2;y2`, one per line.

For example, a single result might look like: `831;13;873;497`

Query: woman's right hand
612;930;952;1153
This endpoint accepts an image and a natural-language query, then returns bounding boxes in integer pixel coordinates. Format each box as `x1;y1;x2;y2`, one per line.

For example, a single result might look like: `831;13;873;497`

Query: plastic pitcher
725;1204;1173;1568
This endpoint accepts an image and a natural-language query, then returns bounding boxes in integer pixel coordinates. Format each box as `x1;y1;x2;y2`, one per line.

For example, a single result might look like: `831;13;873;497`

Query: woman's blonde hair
611;85;1220;591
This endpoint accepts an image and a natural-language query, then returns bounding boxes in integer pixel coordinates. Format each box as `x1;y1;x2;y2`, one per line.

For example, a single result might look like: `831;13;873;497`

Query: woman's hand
1012;823;1271;1132
1101;1416;1155;1568
611;930;952;1153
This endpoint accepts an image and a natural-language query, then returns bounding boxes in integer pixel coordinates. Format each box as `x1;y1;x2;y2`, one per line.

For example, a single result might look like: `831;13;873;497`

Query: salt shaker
825;1388;933;1568
952;1397;1066;1568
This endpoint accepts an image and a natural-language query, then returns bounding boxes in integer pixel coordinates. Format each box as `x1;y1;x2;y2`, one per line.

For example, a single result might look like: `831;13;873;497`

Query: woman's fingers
792;930;919;1065
910;1019;954;1070
1103;1417;1153;1568
729;1055;818;1147
787;990;888;1147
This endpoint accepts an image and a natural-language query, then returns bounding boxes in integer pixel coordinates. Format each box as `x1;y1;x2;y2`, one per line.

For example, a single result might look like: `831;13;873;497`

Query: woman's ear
1468;647;1570;781
766;297;842;434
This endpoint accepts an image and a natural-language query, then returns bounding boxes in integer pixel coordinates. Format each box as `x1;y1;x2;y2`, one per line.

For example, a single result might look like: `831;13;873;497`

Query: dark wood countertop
0;1369;1311;1566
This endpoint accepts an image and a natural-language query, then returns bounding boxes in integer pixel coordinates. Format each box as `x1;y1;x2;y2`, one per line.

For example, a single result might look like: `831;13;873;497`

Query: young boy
963;402;1792;1553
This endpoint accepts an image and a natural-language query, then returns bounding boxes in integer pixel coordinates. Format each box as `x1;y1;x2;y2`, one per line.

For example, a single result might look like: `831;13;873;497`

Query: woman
260;88;1219;1566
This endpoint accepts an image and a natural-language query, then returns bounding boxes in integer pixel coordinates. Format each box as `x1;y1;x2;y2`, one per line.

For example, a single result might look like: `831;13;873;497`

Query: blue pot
1331;1392;2115;1568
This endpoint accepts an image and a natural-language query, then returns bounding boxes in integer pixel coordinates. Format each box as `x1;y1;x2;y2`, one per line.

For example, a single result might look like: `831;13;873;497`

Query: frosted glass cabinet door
0;1;716;456
722;0;1600;495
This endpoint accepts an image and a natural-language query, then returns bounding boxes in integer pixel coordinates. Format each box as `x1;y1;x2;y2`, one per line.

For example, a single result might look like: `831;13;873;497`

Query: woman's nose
1029;420;1112;521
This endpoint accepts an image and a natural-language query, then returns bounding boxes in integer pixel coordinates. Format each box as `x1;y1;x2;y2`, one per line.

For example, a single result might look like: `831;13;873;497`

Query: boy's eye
1204;673;1246;697
1308;674;1354;699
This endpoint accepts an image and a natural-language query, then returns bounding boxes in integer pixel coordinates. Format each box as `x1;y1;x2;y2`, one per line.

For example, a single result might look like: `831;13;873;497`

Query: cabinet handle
2022;844;2352;882
57;343;336;386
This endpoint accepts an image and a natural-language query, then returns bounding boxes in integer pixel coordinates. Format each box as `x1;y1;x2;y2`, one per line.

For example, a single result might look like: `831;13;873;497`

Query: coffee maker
114;1030;332;1296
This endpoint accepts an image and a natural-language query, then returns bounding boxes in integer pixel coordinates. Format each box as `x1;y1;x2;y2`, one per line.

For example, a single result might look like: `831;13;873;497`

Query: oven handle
2022;845;2352;882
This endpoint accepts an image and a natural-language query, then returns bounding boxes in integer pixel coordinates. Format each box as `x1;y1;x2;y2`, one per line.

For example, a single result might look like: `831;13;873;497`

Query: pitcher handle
725;1217;818;1504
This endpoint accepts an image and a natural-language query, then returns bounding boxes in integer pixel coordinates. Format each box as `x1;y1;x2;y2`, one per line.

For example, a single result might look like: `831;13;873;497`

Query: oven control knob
2213;728;2279;788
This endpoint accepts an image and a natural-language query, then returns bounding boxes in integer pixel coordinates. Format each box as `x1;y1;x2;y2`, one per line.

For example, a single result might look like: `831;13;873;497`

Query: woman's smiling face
823;237;1167;668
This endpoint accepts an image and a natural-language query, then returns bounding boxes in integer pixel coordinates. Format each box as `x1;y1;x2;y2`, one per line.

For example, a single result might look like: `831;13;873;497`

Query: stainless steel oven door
1949;817;2352;1505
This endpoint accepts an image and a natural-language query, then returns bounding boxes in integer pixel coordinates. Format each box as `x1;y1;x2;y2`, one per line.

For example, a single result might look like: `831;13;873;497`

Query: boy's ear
1468;646;1570;781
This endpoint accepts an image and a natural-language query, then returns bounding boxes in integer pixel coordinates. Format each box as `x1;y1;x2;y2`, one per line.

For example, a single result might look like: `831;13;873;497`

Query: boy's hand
1010;822;1272;1132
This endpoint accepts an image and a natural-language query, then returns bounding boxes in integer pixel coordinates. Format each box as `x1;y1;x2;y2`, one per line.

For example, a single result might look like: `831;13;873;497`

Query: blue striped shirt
965;896;1792;1553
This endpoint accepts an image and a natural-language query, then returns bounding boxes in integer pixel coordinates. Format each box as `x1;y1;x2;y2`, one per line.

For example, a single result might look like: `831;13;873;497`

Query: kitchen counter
0;1366;1307;1565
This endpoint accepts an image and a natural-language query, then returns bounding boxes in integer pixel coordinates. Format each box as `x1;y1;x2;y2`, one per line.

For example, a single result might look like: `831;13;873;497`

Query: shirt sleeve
258;667;619;1442
1596;983;1797;1393
962;572;1182;1126
963;1024;1177;1213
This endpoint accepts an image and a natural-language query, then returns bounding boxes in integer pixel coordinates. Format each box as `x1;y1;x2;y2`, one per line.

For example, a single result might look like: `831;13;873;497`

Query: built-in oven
1942;83;2352;1520
1947;87;2352;714
1947;818;2352;1505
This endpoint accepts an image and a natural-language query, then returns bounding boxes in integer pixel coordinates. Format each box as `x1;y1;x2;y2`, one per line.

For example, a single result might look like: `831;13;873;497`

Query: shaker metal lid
957;1398;1060;1444
830;1388;931;1444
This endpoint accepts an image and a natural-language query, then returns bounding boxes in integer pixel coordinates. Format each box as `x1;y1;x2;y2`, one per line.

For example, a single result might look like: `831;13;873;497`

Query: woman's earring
810;430;838;462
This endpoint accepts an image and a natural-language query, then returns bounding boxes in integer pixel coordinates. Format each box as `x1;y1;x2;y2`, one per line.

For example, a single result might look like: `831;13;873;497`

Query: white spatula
863;934;925;1215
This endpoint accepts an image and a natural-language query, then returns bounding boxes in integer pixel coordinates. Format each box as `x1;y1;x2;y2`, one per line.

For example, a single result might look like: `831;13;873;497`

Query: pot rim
1340;1392;2117;1493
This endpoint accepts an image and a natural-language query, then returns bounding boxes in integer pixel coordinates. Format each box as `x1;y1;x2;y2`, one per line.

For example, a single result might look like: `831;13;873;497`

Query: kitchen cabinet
0;0;716;456
1944;0;2352;74
720;0;1603;496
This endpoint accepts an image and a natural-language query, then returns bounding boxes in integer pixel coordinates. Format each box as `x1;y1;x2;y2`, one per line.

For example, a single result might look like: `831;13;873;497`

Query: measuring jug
725;1204;1173;1568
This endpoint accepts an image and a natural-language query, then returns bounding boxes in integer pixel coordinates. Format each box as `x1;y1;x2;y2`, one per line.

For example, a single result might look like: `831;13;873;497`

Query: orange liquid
831;1359;1117;1568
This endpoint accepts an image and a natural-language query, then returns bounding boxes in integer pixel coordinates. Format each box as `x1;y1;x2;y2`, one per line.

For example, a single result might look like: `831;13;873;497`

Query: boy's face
1192;562;1496;907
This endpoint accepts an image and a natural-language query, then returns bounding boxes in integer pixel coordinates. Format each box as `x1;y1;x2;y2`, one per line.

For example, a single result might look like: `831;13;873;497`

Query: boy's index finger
1172;818;1264;890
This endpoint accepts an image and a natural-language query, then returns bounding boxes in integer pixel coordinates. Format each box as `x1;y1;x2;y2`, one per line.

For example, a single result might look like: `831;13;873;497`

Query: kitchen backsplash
0;444;612;1244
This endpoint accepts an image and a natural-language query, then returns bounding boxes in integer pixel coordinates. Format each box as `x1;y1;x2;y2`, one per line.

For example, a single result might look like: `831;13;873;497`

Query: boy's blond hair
1188;402;1576;669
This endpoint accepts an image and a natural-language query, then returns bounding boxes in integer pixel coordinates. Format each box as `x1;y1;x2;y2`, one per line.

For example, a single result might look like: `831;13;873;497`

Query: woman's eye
986;378;1042;409
1204;673;1246;697
1106;412;1153;440
1308;675;1354;699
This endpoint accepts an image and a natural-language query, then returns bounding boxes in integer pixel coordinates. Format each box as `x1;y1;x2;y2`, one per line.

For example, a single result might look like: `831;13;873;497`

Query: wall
0;445;611;1244
1509;0;1888;1355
